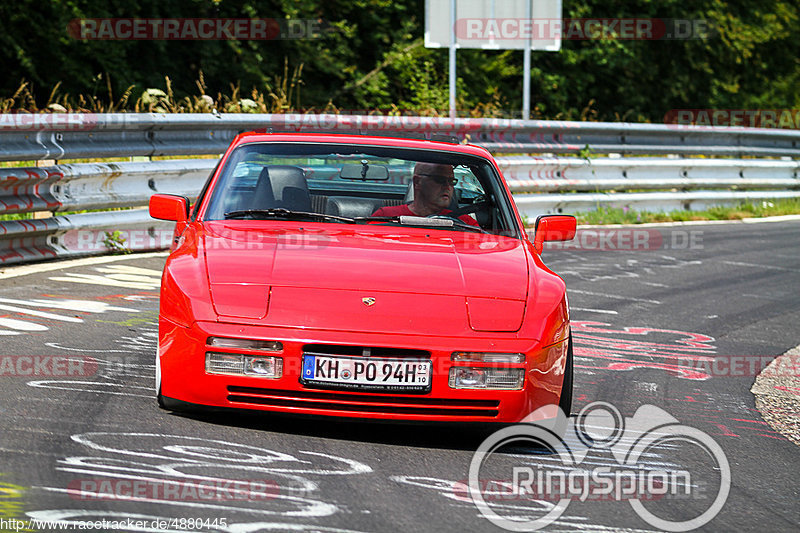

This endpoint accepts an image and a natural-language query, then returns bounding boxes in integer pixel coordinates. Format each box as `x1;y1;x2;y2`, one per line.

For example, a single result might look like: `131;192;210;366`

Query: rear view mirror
149;194;189;222
340;161;390;181
532;215;577;253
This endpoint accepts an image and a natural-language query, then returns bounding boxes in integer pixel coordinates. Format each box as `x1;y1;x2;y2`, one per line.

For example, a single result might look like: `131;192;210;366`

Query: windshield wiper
224;208;355;223
359;215;486;233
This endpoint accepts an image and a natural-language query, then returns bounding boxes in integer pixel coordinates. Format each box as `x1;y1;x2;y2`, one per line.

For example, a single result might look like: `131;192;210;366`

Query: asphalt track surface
0;219;798;533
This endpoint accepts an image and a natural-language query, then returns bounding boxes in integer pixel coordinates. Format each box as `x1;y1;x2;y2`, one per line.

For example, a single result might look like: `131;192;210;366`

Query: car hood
203;223;530;332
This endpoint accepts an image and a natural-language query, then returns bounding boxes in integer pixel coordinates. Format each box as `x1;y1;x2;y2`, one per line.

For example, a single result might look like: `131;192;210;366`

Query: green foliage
102;230;131;254
0;1;797;119
577;145;595;160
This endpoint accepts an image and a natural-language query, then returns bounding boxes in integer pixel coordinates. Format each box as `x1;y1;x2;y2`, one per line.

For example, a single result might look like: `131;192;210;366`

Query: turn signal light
451;352;525;363
207;337;283;352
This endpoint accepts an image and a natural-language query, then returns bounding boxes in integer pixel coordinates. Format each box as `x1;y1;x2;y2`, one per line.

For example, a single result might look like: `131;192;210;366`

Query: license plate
301;354;432;392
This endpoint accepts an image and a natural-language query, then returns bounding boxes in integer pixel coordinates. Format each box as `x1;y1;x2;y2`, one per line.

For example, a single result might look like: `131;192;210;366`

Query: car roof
230;131;495;159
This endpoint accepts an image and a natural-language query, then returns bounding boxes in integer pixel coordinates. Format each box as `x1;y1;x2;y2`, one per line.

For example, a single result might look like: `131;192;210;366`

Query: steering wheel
448;196;492;218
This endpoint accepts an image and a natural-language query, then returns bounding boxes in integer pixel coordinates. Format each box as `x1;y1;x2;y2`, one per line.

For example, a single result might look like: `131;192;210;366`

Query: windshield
201;142;520;237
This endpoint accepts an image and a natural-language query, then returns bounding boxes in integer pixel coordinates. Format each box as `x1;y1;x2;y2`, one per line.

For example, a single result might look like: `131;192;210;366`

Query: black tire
157;386;167;410
558;335;574;417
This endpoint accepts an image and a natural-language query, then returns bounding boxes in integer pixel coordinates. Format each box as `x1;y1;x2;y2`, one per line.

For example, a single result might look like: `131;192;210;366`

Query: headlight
448;367;525;390
206;352;283;378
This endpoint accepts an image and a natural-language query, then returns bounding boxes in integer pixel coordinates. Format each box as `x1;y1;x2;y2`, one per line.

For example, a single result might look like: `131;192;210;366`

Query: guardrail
1;113;799;265
3;113;800;160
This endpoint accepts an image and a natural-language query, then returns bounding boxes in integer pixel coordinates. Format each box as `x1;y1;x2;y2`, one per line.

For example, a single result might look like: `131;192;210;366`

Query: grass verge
572;198;800;225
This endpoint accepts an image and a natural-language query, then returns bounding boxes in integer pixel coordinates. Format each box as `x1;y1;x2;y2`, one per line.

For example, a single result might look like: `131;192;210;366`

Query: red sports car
149;132;576;423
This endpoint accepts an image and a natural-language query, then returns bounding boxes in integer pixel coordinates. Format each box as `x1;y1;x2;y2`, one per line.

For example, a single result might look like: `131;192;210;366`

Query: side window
455;166;483;195
190;161;220;222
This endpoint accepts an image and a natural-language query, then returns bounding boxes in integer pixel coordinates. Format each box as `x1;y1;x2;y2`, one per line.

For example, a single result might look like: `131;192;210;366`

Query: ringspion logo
469;402;730;531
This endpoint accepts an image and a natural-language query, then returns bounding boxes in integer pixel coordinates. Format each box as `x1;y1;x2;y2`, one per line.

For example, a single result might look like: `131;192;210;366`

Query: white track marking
721;260;800;273
96;265;164;276
0;251;168;280
27;381;153;397
47;264;163;290
27;433;377;521
389;476;661;532
635;281;669;288
44;343;131;353
571;308;618;315
34;486;337;519
0;317;48;331
48;273;159;290
569;289;661;305
0;296;139;335
0;303;83;322
0;297;136;313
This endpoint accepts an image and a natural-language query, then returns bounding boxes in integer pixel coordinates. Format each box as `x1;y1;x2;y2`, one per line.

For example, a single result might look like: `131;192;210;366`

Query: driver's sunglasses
417;173;458;186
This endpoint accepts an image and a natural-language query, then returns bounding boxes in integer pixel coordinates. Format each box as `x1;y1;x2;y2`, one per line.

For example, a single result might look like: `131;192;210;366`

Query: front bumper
159;318;568;423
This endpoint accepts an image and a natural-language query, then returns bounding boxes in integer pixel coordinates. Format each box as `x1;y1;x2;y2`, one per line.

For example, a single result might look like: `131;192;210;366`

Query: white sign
425;0;562;51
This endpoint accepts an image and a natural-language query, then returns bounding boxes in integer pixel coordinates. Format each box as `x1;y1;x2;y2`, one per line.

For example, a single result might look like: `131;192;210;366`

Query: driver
371;162;479;226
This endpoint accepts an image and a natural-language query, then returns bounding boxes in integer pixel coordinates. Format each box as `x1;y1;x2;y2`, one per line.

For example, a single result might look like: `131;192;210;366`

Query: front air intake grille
226;386;500;418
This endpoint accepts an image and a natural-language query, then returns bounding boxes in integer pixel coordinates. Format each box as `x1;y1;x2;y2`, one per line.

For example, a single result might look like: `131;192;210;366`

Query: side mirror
533;215;577;254
149;194;189;222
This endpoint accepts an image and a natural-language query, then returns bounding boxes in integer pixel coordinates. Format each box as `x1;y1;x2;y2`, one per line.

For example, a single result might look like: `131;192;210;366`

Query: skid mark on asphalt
664;392;788;441
569;320;791;443
569;320;789;442
571;321;717;380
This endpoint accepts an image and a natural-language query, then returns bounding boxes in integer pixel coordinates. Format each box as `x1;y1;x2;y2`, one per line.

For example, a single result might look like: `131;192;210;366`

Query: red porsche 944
149;132;576;423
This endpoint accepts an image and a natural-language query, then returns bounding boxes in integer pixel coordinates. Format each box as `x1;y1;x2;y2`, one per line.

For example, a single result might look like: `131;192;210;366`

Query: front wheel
155;353;167;410
558;335;574;417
